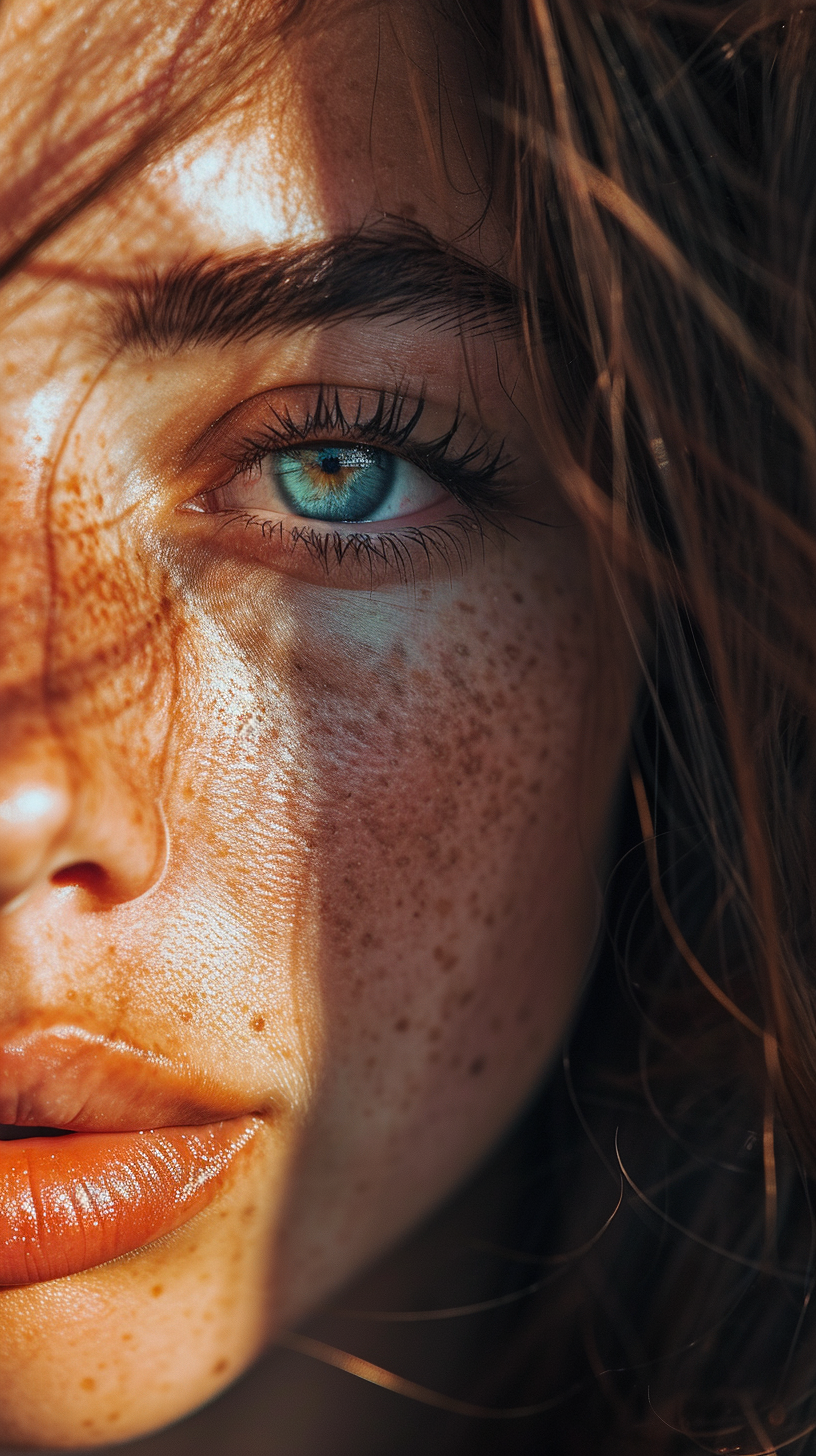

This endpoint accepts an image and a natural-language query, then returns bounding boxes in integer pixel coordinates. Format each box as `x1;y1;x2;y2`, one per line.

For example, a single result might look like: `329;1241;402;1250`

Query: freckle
80;1377;96;1391
469;1057;486;1076
427;1026;441;1042
394;1017;410;1032
121;1333;133;1343
179;1009;192;1023
212;1359;229;1376
242;1204;257;1219
108;1412;121;1423
512;591;525;604
250;1014;266;1032
432;945;458;971
151;1284;164;1298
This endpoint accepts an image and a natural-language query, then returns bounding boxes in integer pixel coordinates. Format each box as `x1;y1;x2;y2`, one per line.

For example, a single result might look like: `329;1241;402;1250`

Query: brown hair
470;0;816;1449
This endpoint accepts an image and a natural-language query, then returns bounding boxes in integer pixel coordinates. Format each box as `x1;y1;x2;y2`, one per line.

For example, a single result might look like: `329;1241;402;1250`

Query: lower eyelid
174;505;489;591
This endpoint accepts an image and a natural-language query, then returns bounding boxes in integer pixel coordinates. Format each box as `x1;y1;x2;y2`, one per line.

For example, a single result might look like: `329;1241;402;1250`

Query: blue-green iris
273;446;396;522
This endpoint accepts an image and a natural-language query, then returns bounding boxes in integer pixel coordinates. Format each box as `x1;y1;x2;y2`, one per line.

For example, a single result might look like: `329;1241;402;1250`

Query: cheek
224;554;632;1316
156;543;632;1314
174;551;618;1093
312;588;593;1015
277;565;618;1169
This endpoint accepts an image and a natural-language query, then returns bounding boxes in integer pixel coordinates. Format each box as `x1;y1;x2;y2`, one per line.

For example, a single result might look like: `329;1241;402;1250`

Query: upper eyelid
232;420;510;510
178;382;419;469
181;383;508;485
233;386;430;460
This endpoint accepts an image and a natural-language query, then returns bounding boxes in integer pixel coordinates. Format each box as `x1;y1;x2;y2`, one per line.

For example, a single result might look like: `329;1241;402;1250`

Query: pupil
318;451;342;475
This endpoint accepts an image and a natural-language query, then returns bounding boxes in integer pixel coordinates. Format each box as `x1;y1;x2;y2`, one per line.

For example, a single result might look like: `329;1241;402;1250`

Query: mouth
0;1026;264;1288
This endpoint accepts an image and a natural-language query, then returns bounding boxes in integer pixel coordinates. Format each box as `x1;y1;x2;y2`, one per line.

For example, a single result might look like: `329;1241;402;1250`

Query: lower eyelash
217;510;493;586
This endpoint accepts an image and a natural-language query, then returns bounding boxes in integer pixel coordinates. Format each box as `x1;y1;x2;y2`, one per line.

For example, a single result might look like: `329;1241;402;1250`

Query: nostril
50;861;111;896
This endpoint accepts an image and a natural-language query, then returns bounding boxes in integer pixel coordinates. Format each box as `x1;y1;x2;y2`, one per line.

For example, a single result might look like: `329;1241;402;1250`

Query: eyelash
200;385;514;586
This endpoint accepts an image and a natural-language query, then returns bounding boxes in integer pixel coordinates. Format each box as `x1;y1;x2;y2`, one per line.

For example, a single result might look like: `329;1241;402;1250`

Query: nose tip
0;781;73;908
0;783;70;830
0;762;166;913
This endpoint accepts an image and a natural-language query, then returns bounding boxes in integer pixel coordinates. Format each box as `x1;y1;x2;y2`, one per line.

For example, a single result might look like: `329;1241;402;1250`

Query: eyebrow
106;229;520;354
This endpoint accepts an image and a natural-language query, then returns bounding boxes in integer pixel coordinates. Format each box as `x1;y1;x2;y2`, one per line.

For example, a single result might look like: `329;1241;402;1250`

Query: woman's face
0;1;636;1446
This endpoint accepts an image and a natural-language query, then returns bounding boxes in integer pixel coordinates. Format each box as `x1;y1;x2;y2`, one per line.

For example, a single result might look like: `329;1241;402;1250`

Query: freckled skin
0;0;639;1448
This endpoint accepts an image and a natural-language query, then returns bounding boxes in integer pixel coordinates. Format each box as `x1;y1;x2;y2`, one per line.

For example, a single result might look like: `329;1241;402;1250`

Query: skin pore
0;0;638;1447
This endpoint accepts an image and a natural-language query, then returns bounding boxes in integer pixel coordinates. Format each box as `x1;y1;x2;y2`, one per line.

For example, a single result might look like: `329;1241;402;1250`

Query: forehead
0;0;500;284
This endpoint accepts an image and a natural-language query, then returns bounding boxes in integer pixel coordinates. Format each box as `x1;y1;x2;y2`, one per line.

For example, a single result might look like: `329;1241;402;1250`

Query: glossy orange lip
0;1025;264;1287
0;1118;260;1286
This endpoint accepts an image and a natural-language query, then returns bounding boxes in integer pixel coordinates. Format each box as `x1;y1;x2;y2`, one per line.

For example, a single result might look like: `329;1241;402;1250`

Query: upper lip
0;1025;253;1132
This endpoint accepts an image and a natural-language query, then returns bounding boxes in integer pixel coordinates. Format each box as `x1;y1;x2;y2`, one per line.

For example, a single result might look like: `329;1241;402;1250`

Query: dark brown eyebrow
106;228;520;354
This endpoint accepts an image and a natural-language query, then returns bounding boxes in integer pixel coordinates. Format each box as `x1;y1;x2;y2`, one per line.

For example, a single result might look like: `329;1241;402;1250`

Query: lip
0;1025;264;1287
0;1119;260;1286
0;1024;256;1132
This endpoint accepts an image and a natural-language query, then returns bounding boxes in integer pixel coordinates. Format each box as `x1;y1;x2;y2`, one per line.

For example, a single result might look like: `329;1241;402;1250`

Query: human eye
204;443;441;525
177;384;512;588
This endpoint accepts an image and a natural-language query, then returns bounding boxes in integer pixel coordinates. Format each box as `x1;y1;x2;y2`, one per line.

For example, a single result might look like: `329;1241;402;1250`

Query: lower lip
0;1119;259;1287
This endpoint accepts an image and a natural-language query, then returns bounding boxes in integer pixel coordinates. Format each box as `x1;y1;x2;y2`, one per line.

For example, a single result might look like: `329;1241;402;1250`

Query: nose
0;758;165;913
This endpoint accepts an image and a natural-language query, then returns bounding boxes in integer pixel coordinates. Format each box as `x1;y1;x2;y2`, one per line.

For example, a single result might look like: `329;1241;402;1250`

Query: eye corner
176;494;207;515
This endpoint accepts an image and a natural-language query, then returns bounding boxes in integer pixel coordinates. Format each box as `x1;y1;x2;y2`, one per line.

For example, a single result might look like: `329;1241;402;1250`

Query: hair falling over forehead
0;0;309;282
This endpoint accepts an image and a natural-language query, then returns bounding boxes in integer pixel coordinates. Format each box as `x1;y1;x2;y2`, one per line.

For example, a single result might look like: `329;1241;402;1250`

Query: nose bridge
0;316;175;908
0;463;170;722
0;528;172;911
